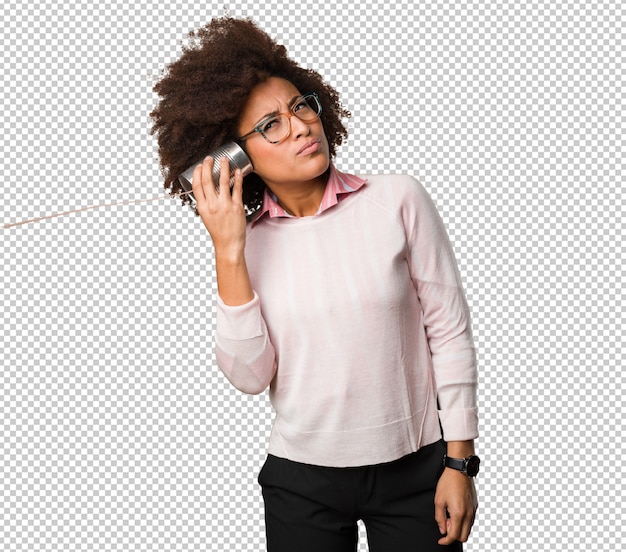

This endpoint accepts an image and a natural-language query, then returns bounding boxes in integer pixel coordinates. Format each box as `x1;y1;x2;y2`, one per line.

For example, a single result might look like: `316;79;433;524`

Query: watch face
466;455;481;477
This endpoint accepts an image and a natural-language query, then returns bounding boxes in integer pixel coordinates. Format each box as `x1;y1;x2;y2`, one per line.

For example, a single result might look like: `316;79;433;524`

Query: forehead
240;77;302;123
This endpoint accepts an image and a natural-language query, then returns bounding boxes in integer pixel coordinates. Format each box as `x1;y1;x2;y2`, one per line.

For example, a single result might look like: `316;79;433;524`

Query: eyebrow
254;95;302;126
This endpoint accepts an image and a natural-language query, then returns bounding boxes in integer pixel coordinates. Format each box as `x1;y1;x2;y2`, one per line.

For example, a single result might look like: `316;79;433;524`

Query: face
237;77;330;192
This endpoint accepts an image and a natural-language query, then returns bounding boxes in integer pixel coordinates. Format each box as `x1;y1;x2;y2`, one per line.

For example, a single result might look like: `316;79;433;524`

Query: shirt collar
251;164;367;225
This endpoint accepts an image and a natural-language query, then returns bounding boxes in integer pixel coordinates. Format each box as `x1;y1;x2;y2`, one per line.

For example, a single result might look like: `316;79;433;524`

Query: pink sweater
214;166;478;467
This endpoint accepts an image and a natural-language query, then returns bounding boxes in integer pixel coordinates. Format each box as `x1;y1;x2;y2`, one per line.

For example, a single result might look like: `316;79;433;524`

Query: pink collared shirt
252;163;367;222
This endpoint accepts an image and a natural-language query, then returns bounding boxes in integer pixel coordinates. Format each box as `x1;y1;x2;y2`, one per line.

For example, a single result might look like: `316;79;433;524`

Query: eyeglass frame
237;92;323;145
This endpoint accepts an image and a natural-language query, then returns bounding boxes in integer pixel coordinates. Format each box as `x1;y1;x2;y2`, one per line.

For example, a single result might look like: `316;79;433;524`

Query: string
1;190;193;229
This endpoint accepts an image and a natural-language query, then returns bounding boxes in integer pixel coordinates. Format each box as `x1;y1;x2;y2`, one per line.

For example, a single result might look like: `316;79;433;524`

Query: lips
297;138;322;156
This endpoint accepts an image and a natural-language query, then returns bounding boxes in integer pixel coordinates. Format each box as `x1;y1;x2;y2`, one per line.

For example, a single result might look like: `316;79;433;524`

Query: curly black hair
150;17;350;217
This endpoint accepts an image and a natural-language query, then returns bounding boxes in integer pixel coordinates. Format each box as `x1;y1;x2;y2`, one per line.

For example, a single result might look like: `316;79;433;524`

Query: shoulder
358;172;430;197
354;173;434;216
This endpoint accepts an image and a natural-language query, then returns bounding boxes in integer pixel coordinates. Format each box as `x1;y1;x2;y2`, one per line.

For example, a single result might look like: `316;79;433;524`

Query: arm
434;439;478;545
402;179;479;544
214;293;277;394
403;179;478;440
192;156;254;307
192;157;276;394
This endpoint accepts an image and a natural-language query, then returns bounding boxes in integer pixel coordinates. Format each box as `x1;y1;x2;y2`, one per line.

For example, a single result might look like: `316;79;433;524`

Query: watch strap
443;454;480;477
443;455;466;472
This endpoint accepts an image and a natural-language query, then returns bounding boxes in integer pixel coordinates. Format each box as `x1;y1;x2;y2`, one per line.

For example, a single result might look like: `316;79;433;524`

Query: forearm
445;439;475;458
214;289;277;394
215;250;254;306
191;156;253;307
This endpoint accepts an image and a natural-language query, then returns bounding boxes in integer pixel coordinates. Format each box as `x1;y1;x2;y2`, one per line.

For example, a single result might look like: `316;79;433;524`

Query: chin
304;158;330;183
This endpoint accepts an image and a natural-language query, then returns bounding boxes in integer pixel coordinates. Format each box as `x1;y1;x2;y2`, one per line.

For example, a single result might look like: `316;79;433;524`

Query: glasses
238;92;322;145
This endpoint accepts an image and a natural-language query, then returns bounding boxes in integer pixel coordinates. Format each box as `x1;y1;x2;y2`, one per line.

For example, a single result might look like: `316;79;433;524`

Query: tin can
178;142;253;198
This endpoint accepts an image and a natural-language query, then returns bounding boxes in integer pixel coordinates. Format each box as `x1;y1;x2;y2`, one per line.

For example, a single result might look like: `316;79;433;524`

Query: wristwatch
443;454;481;477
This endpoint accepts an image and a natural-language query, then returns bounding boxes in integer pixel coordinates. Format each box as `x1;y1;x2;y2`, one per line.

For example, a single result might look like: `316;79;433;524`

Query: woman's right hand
191;155;247;261
191;155;254;306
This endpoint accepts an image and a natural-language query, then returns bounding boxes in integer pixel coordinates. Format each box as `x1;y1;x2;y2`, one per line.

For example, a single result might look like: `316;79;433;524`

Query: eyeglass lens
260;94;321;143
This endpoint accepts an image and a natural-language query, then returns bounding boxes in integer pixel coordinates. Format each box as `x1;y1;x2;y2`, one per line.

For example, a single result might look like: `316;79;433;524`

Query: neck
269;172;329;218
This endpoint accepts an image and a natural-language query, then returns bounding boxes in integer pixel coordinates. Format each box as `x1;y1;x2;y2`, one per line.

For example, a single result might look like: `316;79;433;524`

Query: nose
290;114;310;138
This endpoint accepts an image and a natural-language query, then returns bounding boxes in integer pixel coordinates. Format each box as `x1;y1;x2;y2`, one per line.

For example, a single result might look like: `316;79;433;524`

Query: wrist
445;440;475;458
214;245;246;265
443;440;480;478
215;252;254;307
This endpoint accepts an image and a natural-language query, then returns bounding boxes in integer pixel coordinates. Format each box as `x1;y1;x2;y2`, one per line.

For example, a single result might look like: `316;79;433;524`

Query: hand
191;155;254;306
434;468;478;545
191;155;247;259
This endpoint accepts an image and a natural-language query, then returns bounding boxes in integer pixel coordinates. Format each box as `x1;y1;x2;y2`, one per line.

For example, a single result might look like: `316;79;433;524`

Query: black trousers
258;439;462;552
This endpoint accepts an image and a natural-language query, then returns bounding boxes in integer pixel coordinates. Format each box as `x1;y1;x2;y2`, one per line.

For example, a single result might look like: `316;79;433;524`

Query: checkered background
1;1;623;550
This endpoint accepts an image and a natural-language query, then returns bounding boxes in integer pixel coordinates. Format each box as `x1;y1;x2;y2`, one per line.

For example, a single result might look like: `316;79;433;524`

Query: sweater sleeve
402;178;478;442
214;292;277;395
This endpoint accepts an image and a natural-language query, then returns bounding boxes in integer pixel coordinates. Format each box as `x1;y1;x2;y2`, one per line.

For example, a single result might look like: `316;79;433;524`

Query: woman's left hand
434;468;478;545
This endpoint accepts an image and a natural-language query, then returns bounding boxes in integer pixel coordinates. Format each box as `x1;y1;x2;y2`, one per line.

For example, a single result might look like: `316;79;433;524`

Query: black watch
443;454;481;477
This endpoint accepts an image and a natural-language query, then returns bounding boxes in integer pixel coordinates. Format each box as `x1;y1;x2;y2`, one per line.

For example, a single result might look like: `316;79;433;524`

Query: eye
293;98;315;113
260;117;280;132
291;96;317;121
293;98;311;113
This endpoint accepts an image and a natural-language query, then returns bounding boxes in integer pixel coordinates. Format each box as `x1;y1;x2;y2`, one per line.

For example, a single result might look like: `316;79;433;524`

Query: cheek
246;142;274;169
247;144;287;179
322;133;330;152
317;123;330;150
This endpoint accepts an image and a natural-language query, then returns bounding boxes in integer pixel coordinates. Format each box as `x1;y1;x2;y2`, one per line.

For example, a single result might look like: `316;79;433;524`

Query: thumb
434;502;448;535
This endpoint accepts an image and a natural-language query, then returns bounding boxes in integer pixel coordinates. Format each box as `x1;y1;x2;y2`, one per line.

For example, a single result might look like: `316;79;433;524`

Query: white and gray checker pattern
1;1;623;550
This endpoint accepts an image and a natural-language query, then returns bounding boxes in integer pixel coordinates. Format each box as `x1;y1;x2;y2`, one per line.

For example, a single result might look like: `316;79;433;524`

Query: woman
151;17;479;552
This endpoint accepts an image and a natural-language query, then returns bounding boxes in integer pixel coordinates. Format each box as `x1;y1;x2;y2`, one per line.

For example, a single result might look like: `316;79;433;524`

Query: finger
191;162;206;204
201;156;217;197
459;516;472;543
458;509;476;543
438;511;461;546
434;501;448;538
231;167;244;205
217;156;231;199
436;517;452;545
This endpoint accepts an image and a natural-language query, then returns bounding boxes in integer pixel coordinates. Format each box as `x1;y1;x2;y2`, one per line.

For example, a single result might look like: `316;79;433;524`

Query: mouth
297;138;322;156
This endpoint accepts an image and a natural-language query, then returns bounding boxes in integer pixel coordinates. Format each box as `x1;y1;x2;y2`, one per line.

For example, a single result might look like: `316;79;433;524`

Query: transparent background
1;1;623;550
